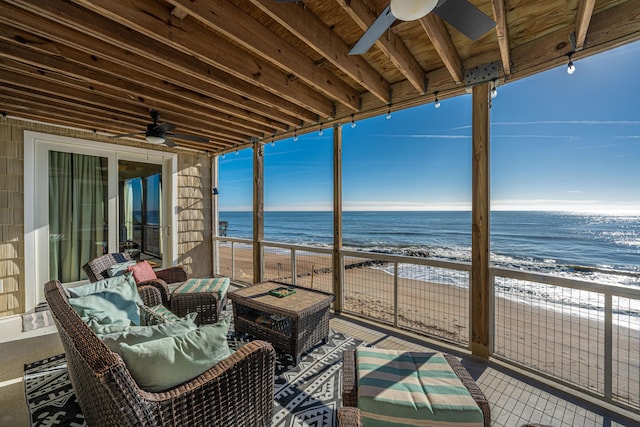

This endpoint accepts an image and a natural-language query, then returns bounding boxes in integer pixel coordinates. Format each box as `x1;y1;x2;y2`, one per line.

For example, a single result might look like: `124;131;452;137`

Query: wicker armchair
45;280;276;427
82;253;188;306
337;349;491;427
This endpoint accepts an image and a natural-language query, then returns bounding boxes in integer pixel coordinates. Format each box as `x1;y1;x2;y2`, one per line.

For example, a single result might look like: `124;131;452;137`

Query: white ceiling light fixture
145;135;165;144
390;0;438;21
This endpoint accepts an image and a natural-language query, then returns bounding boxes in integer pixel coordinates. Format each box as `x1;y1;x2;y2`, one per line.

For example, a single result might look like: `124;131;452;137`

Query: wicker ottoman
170;277;230;325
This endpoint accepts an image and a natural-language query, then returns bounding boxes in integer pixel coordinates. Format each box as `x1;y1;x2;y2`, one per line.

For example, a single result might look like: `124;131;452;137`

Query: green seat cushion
356;348;483;427
119;316;232;392
98;313;198;354
140;304;183;325
68;273;134;297
68;274;143;326
173;277;230;301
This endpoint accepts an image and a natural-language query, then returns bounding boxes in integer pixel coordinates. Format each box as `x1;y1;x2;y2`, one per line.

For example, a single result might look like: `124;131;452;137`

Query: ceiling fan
349;0;496;55
110;110;209;147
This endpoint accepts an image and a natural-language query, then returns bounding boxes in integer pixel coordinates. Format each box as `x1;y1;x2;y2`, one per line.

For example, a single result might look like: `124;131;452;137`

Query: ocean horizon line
220;208;640;215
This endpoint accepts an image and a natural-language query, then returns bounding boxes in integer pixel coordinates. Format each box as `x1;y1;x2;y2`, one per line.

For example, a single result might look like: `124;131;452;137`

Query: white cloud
373;134;470;139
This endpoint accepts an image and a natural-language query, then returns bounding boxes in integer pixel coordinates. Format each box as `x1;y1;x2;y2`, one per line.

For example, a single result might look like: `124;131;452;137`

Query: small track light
319;124;323;136
567;52;576;75
434;92;441;109
293;129;298;142
351;114;356;128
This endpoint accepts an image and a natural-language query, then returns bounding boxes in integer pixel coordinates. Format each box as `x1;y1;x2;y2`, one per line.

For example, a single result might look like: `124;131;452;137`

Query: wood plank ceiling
0;0;638;153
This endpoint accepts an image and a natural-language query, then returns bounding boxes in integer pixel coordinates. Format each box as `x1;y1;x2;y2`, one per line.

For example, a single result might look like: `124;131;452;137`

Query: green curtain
49;152;107;282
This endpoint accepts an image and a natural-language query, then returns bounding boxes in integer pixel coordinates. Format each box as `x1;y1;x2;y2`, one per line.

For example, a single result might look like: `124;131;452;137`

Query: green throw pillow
119;316;231;392
98;313;198;354
68;274;143;326
68;273;133;297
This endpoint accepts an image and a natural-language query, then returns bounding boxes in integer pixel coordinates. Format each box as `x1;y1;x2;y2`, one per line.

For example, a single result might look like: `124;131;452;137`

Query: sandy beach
216;244;639;407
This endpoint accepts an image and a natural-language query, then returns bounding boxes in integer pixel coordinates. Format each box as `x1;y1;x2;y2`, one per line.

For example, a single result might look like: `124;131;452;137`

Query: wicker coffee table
228;281;334;364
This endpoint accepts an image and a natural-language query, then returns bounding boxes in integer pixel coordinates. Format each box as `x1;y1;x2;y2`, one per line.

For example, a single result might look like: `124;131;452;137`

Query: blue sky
219;40;640;213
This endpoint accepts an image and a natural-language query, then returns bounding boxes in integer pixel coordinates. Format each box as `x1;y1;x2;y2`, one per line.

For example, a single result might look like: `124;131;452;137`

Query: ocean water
221;210;640;328
221;211;640;276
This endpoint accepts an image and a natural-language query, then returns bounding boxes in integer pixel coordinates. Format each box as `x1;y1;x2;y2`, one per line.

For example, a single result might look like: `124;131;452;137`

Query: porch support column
211;154;219;276
471;83;491;358
333;124;344;313
253;141;264;283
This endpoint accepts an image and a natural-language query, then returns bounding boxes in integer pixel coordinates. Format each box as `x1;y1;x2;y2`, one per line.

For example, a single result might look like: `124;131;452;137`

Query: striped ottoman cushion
356;348;484;427
174;277;230;301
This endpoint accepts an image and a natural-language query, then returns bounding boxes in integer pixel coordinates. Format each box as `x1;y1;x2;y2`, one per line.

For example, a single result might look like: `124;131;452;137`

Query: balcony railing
212;237;640;413
491;267;640;410
213;237;254;283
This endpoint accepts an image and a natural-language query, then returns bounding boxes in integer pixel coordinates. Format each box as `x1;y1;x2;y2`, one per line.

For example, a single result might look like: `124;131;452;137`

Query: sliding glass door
27;132;176;308
118;160;164;267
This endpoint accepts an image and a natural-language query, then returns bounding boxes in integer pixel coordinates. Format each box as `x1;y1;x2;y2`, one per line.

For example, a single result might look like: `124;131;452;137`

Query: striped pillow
356;348;483;427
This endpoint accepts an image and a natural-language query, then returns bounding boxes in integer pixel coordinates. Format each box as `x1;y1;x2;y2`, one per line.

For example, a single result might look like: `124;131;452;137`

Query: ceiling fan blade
163;137;177;148
433;0;496;41
109;131;145;138
349;4;396;55
168;133;209;143
154;122;176;132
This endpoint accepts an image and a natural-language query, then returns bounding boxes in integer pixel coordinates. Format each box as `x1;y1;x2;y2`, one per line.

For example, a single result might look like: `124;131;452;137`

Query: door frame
24;131;178;311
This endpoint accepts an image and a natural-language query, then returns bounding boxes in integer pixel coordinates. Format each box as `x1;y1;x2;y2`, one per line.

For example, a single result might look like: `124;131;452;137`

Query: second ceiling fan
349;0;496;55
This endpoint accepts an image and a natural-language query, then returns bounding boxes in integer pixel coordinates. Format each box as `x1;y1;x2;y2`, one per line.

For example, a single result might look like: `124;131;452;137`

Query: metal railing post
604;293;613;401
488;270;495;354
394;262;399;327
231;241;235;281
291;248;297;286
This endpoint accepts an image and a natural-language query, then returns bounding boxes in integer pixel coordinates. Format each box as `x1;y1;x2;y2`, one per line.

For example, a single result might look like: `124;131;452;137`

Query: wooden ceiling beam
337;0;426;94
0;81;245;144
4;0;318;125
0;40;276;138
0;79;145;128
0;57;259;141
165;0;360;112
0;94;229;152
0;95;150;133
491;0;511;76
575;0;596;50
66;0;333;119
248;0;390;105
511;0;640;80
0;7;298;131
419;14;464;84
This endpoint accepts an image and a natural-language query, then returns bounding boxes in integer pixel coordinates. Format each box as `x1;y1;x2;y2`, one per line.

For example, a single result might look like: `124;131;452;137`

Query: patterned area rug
24;329;363;427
